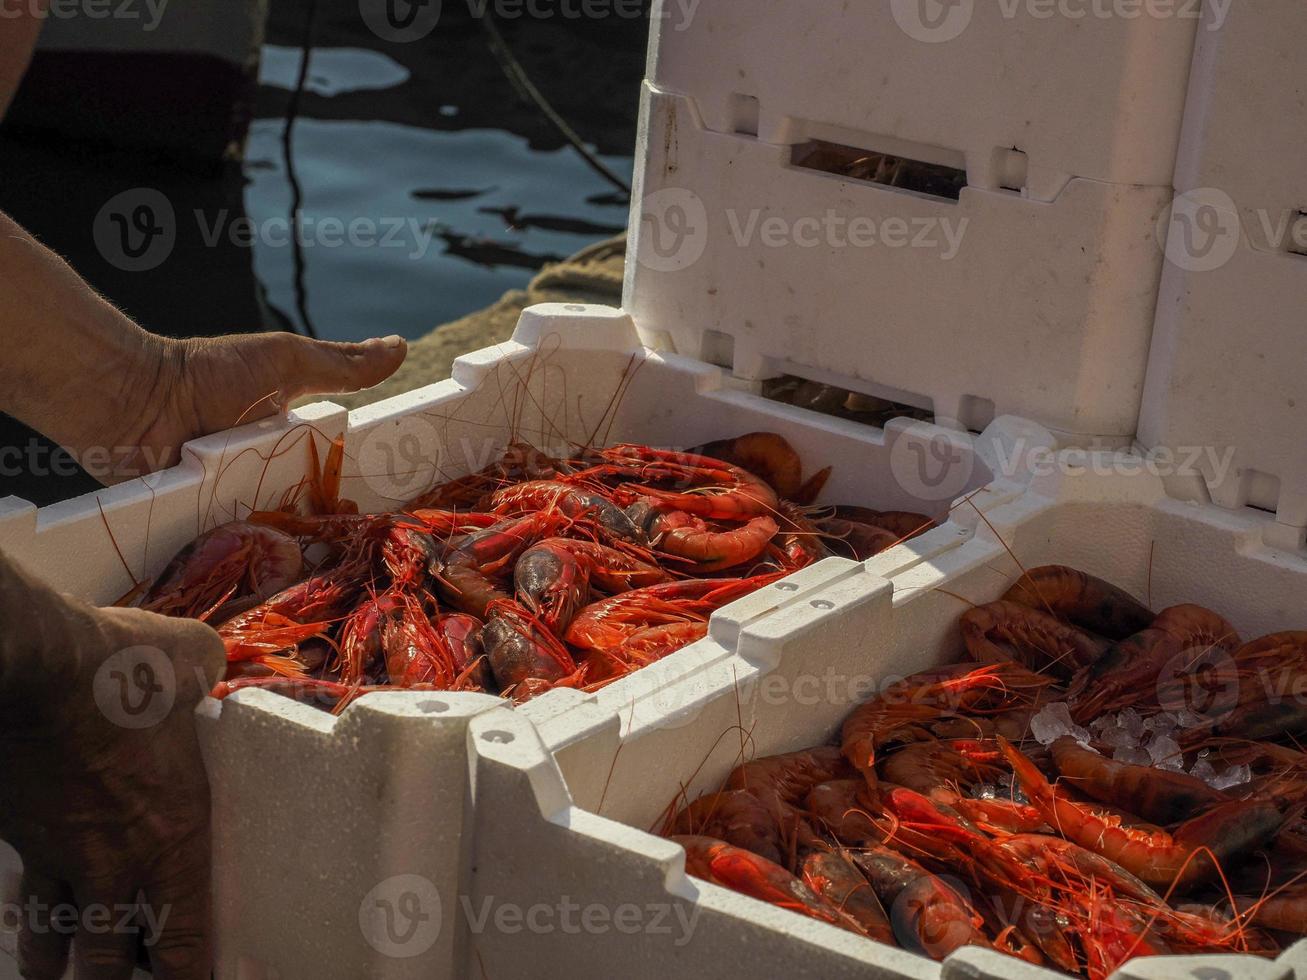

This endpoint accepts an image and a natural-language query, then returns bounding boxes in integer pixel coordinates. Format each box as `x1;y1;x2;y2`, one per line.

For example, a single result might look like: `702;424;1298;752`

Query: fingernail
380;334;404;349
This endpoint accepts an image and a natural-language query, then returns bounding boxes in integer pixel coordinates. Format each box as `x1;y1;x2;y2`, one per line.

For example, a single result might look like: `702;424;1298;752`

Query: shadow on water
0;1;646;502
253;0;646;340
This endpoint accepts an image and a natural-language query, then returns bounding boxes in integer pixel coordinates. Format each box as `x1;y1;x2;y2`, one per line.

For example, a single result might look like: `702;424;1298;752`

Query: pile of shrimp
134;432;935;710
663;565;1307;978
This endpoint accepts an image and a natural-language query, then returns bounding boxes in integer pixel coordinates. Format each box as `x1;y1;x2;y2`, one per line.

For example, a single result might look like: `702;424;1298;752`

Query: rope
478;12;632;197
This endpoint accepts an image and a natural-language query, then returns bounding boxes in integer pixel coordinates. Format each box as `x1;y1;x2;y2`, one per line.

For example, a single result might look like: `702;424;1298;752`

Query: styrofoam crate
1139;233;1307;550
647;0;1200;192
0;305;1050;977
464;455;1307;979
626;87;1173;443
1137;2;1307;547
1173;2;1307;245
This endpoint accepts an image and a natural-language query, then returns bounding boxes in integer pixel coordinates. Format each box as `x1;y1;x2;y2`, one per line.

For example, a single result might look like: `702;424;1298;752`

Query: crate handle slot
789;138;967;202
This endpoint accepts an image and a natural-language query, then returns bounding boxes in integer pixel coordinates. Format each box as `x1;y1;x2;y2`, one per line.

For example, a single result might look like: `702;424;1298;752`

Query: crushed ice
1027;704;1254;790
1030;702;1091;747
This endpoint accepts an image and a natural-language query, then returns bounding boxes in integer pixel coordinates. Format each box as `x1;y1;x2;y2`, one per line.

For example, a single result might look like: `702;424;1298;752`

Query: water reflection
259;45;412;97
244;116;631;339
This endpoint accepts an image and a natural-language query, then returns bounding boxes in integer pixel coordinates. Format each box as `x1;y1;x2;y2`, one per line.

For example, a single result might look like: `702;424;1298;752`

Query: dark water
249;49;632;338
253;1;645;340
0;3;645;502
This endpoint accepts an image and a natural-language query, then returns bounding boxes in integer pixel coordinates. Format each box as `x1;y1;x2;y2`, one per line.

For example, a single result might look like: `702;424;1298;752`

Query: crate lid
625;85;1170;442
647;0;1197;192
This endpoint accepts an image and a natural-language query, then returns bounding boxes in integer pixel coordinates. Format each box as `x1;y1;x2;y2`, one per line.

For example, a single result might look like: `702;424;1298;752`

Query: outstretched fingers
15;868;73;980
139;831;213;980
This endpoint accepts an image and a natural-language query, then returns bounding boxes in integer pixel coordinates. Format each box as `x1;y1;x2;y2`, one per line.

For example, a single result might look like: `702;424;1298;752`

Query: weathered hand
100;330;408;483
0;208;409;487
0;557;225;979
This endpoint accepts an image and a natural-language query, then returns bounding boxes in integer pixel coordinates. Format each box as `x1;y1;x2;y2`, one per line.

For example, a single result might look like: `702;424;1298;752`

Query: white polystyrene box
467;455;1307;980
1139;238;1307;548
647;0;1199;193
1138;1;1307;547
626;87;1173;443
0;306;1046;977
1173;1;1307;247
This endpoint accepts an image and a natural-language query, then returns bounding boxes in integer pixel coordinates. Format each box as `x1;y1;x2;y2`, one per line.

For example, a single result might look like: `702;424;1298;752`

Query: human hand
84;330;409;483
0;209;409;486
0;557;225;979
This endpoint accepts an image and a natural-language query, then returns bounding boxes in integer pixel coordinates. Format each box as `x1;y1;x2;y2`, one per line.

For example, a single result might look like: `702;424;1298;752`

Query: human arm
0;209;407;484
0;0;45;119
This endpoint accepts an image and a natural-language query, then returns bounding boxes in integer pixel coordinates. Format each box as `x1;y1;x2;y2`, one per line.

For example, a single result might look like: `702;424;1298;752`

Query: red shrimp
143;521;303;620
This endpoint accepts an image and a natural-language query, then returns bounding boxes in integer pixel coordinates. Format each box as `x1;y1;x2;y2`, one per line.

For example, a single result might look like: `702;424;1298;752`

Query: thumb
278;334;407;406
163;615;228;696
97;606;227;698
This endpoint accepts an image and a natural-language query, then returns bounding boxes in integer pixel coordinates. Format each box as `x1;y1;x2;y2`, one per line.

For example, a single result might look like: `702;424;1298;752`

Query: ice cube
1099;725;1134;751
1189;755;1218;785
1210;764;1252;791
1113;745;1152;766
1118;707;1145;739
1148;734;1184;771
1030;702;1091;746
1142;710;1178;736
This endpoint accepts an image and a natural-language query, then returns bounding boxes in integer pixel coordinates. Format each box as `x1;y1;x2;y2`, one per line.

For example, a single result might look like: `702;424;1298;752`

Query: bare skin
0;211;409;483
0;24;408;978
0;0;45;119
0;554;227;979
